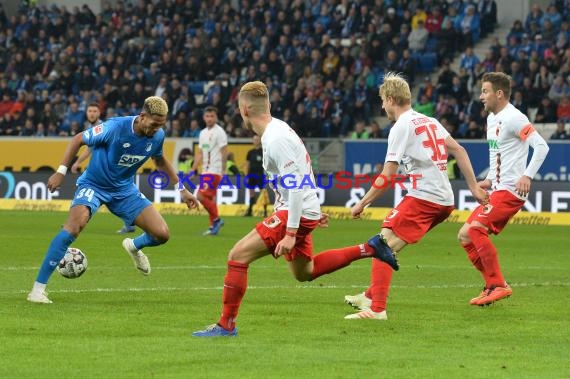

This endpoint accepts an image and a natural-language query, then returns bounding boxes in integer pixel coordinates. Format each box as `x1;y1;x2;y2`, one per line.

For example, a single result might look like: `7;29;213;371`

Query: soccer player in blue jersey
27;96;198;304
71;102;137;234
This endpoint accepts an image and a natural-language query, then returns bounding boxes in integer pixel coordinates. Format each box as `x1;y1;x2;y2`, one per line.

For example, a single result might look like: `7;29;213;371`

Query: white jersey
198;124;227;174
486;103;548;199
261;118;321;222
386;109;454;206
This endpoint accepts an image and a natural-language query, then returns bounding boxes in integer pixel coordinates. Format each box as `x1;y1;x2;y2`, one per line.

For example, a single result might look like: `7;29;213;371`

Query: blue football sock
36;230;76;284
133;233;162;250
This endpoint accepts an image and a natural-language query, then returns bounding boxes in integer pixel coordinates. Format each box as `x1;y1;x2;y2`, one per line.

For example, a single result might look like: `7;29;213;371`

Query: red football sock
218;260;249;331
462;242;485;273
364;287;372;299
200;195;219;225
467;227;505;287
311;243;373;280
369;259;393;312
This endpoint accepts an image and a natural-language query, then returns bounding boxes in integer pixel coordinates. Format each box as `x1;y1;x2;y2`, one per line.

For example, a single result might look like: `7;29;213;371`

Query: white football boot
27;290;52;304
344;292;372;311
122;238;151;275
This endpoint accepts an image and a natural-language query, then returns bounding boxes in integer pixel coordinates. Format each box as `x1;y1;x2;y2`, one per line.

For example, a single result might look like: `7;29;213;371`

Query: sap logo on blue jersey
118;154;147;167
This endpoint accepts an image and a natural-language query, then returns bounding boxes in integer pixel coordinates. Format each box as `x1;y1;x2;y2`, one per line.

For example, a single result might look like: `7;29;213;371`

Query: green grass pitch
0;210;569;379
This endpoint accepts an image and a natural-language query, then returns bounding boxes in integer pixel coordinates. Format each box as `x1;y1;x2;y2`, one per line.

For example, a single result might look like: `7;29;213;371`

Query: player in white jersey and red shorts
193;106;228;235
458;72;549;306
193;81;404;337
344;72;489;320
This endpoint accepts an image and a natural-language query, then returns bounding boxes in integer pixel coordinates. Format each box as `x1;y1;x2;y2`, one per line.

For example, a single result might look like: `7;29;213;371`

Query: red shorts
382;196;454;244
467;190;525;234
255;210;320;262
198;173;222;198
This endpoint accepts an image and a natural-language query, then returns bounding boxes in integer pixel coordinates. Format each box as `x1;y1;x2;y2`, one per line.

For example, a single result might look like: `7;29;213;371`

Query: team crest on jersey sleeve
93;125;103;135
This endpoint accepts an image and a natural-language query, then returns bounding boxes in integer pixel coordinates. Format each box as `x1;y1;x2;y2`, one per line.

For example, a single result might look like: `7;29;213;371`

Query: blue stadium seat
188;81;206;95
418;53;437;72
425;37;438;53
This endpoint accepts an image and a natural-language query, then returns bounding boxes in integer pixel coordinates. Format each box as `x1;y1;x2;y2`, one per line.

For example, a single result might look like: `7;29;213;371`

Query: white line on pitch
3;281;570;295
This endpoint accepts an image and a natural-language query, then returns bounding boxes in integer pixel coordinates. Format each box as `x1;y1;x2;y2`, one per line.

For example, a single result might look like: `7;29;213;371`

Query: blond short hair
239;81;270;116
143;96;169;116
379;72;411;106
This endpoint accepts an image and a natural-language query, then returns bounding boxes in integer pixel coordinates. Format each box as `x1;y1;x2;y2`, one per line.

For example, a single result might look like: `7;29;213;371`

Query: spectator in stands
530;34;547;57
557;94;570;122
384;50;400;72
455;4;480;50
525;4;543;31
350;121;369;139
544;19;560;45
463;120;485;139
398;49;417;85
60;101;84;135
302;106;324;138
323;89;350;138
352;76;371;124
507;20;525;44
509;61;525;88
368;121;382;139
449;75;469;104
408;20;429;52
548;75;570;103
225;152;241;176
518;33;533;55
413;94;435;117
385;7;402;33
511;90;530;118
186;119;201;138
418;77;437;104
478;0;497;38
535;97;558;123
534;63;554;92
411;7;428;30
519;77;541;109
322;47;339;79
459;46;481;75
542;5;563;31
177;148;194;173
425;6;443;35
551;120;569;139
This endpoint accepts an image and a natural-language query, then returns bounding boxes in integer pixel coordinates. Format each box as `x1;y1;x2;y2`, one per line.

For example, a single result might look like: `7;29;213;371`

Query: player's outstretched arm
445;136;488;205
71;147;92;173
47;133;86;192
351;161;399;218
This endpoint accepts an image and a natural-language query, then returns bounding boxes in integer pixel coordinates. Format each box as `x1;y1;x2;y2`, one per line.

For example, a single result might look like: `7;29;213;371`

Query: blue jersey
78;116;164;193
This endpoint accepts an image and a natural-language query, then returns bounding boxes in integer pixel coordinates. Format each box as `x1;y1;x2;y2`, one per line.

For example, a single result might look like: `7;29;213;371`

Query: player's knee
227;243;244;261
457;226;470;244
63;223;84;236
152;227;170;244
467;225;488;240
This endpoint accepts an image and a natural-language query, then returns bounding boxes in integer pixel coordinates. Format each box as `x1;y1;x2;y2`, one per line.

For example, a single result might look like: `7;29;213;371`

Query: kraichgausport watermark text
148;171;422;190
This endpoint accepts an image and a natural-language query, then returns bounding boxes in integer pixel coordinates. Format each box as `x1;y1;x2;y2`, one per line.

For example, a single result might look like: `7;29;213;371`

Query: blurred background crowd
0;0;568;140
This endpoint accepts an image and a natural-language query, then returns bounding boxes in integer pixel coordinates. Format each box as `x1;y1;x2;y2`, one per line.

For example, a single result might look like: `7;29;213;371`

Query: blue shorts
71;183;152;226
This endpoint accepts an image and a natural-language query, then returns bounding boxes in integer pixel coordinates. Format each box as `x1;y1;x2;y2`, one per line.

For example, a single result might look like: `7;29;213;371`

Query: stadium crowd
0;0;567;140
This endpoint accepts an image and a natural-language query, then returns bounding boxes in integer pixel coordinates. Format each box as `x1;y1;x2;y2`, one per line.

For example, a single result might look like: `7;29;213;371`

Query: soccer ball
57;247;88;279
